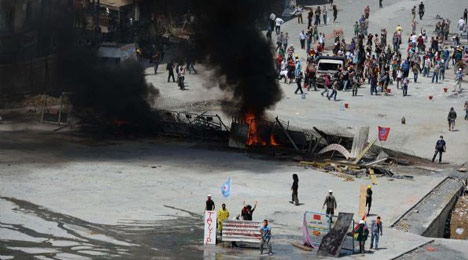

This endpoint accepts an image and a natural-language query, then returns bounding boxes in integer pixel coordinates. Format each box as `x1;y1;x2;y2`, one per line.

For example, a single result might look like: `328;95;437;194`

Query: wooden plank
299;161;330;168
291;242;313;251
353;139;376;164
369;168;377;185
364;158;387;167
357;185;367;220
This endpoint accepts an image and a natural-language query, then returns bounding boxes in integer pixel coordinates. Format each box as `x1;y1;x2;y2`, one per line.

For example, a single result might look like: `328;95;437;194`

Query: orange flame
244;112;278;146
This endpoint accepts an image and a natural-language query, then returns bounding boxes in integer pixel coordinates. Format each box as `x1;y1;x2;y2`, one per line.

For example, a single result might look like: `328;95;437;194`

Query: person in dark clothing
153;52;160;74
332;5;338;22
354;220;369;254
418;2;425;20
323;190;337;216
291;174;299;205
379;0;383;8
308;9;314;28
366;185;373;216
432;136;446;163
448;107;457;131
295;72;304;94
167;62;175;82
241;201;257;220
205;194;215;211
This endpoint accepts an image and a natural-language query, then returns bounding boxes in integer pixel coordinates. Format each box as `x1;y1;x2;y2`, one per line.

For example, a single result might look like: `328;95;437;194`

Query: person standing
167;61;175;82
355;220;369;254
153;52;160;74
402;77;409;96
366;185;373;216
412;62;419;83
454;68;463;92
370;217;383;250
217;203;230;235
315;6;321;26
464;101;468;120
332;5;338;22
291;174;299;205
205;194;215;211
379;0;383;8
352;80;360;96
432;62;440;83
241;201;257;220
299;31;306;49
294;72;304;95
177;64;186;90
418;2;425;20
448;107;457;131
432;136;446;163
259;219;272;256
308;8;314;28
323;6;328;25
323;190;337;216
269;13;276;32
364;5;370;19
464;9;467;23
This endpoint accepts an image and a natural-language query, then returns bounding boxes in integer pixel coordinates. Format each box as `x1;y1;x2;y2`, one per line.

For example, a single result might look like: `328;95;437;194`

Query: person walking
412;62;419;83
274;17;284;34
402;77;409;96
291;174;299;205
370;217;383;250
366;185;373;216
259;219;272;256
269;13;276;32
217;203;230;235
418;1;425;20
355;220;369;254
167;61;176;82
352;80;360;96
432;136;446;163
205;194;215;211
332;5;338;22
294;72;304;95
321;74;331;97
448;107;457;131
379;0;383;8
328;80;338;101
323;190;337;216
308;8;314;28
464;8;468;23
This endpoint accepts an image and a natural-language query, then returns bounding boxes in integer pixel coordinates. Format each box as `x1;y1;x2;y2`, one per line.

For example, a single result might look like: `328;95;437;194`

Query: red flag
378;126;390;141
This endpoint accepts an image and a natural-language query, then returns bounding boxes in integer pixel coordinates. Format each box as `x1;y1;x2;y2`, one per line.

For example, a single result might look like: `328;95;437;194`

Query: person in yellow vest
218;203;230;235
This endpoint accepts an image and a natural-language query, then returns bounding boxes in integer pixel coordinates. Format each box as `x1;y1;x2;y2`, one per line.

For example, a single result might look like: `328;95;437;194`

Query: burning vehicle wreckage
151;109;443;180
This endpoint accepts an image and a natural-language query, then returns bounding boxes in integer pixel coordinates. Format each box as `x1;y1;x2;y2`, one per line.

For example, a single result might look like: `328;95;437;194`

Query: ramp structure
317;212;354;257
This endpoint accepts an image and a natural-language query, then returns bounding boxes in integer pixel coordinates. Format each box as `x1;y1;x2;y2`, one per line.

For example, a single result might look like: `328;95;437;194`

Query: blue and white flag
220;178;231;198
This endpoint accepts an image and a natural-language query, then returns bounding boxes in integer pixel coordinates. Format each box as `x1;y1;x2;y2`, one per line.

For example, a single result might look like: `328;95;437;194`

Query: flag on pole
220;178;231;198
378;126;390;141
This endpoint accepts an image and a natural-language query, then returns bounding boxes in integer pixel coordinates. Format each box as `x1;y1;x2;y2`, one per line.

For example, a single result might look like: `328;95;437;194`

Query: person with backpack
432;136;446;163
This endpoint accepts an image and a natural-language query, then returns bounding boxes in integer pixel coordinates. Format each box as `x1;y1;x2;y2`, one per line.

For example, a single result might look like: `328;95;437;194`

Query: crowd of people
268;3;467;104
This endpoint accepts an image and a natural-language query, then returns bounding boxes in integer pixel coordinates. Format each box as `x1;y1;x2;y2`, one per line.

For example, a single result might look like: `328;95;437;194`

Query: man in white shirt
458;18;465;34
275;17;284;35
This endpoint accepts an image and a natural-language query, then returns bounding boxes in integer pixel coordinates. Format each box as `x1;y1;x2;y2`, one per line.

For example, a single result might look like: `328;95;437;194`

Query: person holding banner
217;203;230;235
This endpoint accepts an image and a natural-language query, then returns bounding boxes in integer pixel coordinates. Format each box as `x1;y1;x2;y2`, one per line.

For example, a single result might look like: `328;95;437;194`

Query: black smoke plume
188;0;283;117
